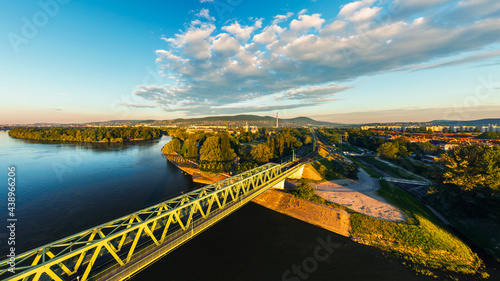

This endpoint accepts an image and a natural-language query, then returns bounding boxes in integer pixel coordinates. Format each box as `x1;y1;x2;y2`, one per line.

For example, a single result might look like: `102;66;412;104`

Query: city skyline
1;0;500;124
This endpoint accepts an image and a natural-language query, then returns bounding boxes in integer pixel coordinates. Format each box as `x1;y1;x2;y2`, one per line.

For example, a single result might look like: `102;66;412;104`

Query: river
0;131;436;280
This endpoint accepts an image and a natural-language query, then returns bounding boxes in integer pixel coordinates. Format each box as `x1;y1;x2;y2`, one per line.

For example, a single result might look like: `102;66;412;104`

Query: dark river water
0;131;441;280
0;131;198;255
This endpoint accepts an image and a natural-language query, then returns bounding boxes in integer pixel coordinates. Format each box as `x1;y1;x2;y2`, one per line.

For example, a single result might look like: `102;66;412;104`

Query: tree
277;135;285;156
398;146;411;158
251;143;272;164
478;132;500;140
186;135;198;159
304;135;313;145
377;142;399;159
220;133;236;162
163;138;181;154
199;136;234;172
345;163;359;179
199;136;222;169
294;182;316;200
441;145;500;195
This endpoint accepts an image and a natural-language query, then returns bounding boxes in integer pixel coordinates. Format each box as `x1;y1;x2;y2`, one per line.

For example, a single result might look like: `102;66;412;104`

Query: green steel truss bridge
0;162;304;281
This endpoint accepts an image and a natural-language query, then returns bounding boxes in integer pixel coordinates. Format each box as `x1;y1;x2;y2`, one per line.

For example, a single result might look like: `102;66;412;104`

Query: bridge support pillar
287;165;304;180
272;180;285;189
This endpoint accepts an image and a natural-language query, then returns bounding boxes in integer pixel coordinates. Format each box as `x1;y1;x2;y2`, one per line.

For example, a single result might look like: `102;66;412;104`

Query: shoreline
163;152;229;184
8;136;161;143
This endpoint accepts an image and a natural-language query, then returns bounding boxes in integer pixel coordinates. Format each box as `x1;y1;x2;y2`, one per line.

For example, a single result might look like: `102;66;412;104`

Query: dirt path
310;169;406;221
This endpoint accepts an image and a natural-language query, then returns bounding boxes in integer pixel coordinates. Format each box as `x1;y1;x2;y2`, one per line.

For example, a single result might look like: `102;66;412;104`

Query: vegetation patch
286;181;350;212
359;156;419;180
8;127;161;142
351;181;486;277
339;143;362;153
350;157;381;178
311;144;358;180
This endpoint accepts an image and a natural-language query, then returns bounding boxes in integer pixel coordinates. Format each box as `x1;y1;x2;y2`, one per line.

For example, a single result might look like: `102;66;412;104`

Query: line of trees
164;132;236;173
478;131;500;139
164;128;311;173
8;127;161;142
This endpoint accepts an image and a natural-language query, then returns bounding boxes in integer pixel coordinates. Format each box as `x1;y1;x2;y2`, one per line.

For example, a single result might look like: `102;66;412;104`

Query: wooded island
8;127;162;142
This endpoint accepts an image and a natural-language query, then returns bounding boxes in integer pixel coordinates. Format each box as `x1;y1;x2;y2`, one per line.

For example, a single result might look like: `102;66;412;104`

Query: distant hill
363;118;500;127
167;114;339;127
172;114;272;123
81;114;341;127
429;118;500;126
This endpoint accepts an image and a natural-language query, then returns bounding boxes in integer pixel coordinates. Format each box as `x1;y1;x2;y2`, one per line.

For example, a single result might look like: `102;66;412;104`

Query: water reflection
9;135;163;153
0;131;196;256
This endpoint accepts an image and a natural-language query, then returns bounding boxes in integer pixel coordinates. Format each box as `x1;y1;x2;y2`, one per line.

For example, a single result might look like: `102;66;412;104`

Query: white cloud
289;14;324;33
134;1;500;115
349;6;381;22
120;103;158;108
338;0;375;18
163;21;215;60
222;20;262;41
252;24;284;45
200;0;213;3
273;12;294;25
196;8;215;21
212;33;241;57
321;20;347;34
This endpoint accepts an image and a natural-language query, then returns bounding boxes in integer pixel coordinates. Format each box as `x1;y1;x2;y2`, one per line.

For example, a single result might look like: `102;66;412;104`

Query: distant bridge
0;162;304;281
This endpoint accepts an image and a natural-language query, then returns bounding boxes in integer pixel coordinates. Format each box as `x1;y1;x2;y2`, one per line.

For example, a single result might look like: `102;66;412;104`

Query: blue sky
1;0;500;124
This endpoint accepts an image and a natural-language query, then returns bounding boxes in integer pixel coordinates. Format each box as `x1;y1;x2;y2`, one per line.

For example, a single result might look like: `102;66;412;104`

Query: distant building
439;143;459;151
451;126;477;133
481;124;500;133
423;155;440;164
403;125;421;132
361;126;376;130
425;126;447;132
186;128;213;133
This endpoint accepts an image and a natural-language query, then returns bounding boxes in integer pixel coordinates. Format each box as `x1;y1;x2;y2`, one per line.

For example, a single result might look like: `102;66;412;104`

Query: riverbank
256;162;488;279
163;153;228;184
253;189;351;237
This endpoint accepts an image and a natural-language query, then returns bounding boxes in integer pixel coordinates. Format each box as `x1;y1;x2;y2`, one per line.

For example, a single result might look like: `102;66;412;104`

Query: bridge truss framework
0;162;299;281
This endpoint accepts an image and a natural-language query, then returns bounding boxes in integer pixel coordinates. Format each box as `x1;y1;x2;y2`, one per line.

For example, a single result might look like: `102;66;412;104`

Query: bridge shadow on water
132;202;436;281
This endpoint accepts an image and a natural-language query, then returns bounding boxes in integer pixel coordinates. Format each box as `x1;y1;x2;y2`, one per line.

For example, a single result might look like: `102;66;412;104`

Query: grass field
358;156;420;180
311;143;352;180
351;181;486;278
338;142;362;153
350;157;382;178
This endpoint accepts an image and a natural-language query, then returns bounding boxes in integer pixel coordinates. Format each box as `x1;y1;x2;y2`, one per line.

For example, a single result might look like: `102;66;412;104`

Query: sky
1;0;500;124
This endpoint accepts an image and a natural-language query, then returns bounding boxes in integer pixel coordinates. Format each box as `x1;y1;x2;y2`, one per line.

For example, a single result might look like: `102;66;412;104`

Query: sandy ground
310;169;406;221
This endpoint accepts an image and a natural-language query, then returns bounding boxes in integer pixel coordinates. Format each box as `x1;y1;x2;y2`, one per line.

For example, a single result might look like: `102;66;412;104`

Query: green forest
163;128;311;173
8;127;162;142
478;131;500;139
